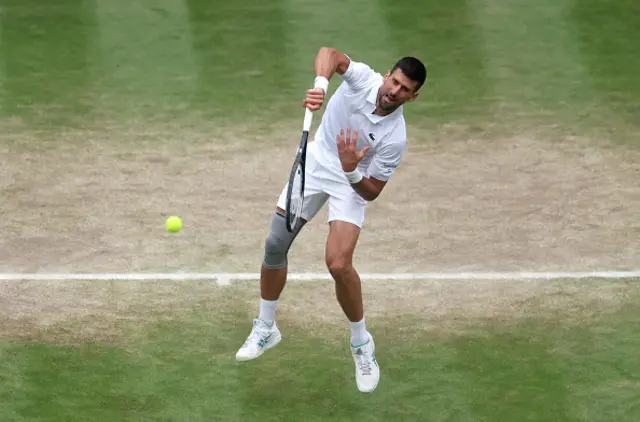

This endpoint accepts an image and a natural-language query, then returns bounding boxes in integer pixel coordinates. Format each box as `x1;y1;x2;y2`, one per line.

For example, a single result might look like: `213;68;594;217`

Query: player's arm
336;128;403;201
304;47;375;111
348;176;387;202
314;47;351;80
304;47;350;111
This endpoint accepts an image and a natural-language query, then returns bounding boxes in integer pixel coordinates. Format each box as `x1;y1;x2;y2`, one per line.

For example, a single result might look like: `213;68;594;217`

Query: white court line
0;271;639;285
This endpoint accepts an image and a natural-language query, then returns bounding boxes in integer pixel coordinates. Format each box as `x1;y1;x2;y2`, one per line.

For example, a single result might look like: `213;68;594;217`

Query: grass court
1;0;639;420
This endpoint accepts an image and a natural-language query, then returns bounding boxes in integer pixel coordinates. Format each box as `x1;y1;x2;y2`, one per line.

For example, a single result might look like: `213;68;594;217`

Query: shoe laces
354;349;372;376
244;320;272;347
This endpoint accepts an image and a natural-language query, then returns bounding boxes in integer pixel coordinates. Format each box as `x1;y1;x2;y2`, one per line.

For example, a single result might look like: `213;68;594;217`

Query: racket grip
303;108;313;132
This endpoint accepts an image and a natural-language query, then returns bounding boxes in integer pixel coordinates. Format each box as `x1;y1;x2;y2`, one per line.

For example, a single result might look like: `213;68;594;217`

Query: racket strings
288;163;304;227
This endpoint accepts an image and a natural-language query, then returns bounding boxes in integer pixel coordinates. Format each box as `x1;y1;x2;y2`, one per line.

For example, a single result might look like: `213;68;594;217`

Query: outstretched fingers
336;129;344;151
350;128;358;146
341;128;358;149
336;127;362;153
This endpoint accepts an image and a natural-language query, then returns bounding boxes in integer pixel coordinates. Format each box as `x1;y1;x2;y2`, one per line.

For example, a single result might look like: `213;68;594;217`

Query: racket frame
285;108;314;233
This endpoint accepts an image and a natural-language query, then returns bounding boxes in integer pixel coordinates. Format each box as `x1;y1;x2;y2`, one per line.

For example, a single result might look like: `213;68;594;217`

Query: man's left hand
336;128;371;172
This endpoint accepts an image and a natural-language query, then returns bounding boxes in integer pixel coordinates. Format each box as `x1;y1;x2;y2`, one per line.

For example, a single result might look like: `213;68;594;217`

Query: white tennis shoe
235;318;282;362
351;333;380;393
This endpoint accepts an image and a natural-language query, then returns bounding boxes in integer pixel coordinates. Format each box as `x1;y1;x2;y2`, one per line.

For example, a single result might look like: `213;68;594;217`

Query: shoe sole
235;331;282;362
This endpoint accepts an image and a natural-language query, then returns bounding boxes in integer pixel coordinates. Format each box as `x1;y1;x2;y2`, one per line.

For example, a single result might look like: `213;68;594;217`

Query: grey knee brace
263;211;301;269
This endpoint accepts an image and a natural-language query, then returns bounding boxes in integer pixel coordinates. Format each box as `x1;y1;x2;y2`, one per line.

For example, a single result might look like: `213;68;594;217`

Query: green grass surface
2;279;640;421
0;0;638;136
1;0;639;420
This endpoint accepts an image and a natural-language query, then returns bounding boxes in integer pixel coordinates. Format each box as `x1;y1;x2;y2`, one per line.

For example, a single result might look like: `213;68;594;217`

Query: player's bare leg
236;207;305;362
325;220;380;393
260;262;287;301
325;221;364;322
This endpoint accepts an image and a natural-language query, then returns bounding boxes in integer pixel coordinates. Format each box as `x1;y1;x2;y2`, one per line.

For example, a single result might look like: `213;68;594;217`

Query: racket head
285;133;308;233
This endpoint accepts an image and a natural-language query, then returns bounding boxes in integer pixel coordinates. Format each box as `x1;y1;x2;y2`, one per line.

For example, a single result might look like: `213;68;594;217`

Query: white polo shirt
312;58;407;183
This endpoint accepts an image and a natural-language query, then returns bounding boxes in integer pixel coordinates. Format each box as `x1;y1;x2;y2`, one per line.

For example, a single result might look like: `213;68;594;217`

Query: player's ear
383;70;391;79
407;91;419;102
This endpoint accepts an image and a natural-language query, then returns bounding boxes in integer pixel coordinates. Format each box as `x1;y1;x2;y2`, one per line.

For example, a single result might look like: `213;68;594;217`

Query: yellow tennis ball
165;216;182;233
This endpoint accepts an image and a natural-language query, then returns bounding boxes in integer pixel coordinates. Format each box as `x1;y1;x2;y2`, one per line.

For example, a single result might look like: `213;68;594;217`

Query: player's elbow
318;46;336;55
317;46;335;61
371;190;384;201
365;177;387;201
318;46;341;62
363;188;383;202
359;193;377;202
318;47;349;73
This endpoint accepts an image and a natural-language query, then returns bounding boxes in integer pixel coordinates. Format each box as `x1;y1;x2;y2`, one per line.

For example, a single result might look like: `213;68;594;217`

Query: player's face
378;69;420;111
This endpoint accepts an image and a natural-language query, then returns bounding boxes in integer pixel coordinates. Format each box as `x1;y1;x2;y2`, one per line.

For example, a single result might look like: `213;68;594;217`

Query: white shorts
276;142;367;228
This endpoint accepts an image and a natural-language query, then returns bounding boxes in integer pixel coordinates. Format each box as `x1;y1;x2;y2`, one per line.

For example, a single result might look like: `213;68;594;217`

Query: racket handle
303;107;313;132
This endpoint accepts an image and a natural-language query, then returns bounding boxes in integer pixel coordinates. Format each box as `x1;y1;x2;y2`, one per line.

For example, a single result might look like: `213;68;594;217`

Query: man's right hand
302;88;325;111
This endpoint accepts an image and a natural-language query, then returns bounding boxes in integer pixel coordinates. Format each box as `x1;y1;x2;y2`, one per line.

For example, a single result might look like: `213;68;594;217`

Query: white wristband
344;169;363;184
314;76;329;94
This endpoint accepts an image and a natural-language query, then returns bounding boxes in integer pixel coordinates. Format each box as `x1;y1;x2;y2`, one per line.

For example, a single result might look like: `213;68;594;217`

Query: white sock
258;298;278;325
350;316;368;346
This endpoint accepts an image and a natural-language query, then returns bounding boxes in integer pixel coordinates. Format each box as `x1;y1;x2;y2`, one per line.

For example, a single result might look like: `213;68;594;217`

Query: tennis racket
285;107;314;233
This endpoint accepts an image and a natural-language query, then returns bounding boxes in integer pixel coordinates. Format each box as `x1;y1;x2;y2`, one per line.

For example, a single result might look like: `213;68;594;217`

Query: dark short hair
391;57;427;91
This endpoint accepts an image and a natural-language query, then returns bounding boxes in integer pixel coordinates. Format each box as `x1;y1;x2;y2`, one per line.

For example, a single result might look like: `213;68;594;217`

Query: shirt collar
366;83;379;105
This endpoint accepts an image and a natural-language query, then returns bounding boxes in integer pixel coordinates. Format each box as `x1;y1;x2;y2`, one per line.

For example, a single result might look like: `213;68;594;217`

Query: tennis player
235;47;427;393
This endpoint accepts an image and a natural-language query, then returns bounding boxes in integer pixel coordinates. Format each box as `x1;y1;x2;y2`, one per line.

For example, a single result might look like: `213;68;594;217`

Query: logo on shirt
368;133;376;141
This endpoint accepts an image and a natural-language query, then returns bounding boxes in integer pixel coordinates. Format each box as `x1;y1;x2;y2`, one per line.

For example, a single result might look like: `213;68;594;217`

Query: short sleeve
366;138;406;181
339;57;378;92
